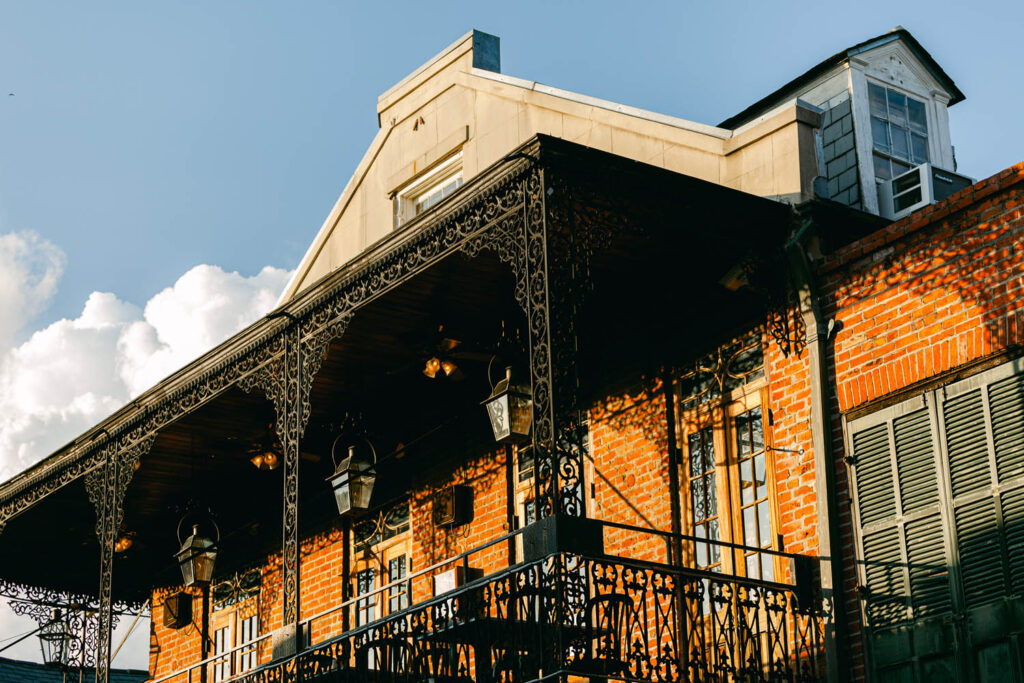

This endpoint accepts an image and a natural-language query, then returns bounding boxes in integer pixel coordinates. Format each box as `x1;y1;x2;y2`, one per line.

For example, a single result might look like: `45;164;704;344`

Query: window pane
758;500;772;547
746;553;759;577
737;414;751;456
740;459;754;505
871;117;890;153
887;89;907;128
891;127;910;161
761;554;774;582
869;83;888;117
750;407;763;450
743;506;756;545
708;519;721;563
754;453;767;500
907;98;927;135
911;134;929;164
706;473;717;514
892;159;912;177
691;484;704;518
874;154;892;181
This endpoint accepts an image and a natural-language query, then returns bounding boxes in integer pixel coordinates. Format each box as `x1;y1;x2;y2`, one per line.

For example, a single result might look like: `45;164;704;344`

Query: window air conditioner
877;163;973;220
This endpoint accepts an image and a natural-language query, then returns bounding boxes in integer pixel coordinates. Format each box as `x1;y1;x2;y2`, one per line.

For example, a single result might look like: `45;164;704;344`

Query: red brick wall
589;378;673;565
819;163;1024;680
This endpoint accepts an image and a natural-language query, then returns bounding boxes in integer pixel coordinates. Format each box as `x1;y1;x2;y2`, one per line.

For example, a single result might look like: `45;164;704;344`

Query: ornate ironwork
157;551;824;683
81;436;154;683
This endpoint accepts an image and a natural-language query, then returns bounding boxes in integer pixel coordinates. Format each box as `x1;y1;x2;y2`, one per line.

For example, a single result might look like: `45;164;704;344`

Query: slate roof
0;658;147;683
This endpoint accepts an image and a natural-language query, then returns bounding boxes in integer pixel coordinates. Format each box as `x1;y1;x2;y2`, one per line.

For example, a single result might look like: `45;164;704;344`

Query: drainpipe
784;210;848;683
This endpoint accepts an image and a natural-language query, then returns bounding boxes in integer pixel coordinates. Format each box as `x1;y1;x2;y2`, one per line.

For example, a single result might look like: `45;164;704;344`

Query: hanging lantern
483;366;533;444
38;609;75;668
328;438;376;517
175;519;219;587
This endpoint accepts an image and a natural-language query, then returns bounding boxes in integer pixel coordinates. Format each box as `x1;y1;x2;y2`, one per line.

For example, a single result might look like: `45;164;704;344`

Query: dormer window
394;153;463;228
869;82;929;181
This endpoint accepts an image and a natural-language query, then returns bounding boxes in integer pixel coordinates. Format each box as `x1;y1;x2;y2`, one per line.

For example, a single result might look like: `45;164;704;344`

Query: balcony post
523;166;588;521
84;435;153;683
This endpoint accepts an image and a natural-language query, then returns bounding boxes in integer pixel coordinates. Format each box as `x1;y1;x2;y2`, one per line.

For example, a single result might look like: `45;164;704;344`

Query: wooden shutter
938;363;1024;609
848;398;954;628
847;359;1024;680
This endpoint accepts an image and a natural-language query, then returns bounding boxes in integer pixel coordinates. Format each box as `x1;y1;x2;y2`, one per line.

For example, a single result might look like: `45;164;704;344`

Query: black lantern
483;366;533;444
38;609;75;668
328;438;376;517
175;520;219;587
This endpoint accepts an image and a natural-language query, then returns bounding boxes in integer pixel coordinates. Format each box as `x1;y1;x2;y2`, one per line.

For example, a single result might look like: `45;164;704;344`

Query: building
0;26;1019;683
0;657;146;683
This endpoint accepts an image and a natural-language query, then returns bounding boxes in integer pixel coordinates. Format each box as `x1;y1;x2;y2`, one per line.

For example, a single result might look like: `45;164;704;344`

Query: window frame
867;80;931;183
210;599;259;682
676;378;783;581
393;153;463;228
351;519;413;626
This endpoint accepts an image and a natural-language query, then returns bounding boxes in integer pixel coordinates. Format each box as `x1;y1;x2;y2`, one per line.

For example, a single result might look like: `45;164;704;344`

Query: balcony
153;520;826;683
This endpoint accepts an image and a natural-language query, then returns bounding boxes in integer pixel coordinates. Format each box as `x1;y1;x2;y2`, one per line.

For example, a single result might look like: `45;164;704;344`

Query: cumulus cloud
0;231;66;350
0;243;293;480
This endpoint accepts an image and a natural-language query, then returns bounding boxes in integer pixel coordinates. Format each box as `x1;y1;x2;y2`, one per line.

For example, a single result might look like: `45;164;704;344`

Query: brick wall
818;162;1024;679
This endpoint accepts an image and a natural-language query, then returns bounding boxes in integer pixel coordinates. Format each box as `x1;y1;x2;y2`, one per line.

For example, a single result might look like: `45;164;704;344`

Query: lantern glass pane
487;395;511;442
334;483;352;515
179;556;195;586
509;394;533;439
352;473;375;510
194;550;217;584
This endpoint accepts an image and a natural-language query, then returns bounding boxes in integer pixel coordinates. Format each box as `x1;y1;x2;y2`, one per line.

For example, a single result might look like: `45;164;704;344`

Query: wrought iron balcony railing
151;522;827;683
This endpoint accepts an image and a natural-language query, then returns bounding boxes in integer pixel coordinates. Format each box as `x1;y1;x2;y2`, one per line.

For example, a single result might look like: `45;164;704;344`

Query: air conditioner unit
877;163;973;220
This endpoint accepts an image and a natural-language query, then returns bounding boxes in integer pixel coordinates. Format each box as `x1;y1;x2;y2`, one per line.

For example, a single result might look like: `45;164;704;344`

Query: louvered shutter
939;365;1024;608
847;359;1024;681
848;402;953;628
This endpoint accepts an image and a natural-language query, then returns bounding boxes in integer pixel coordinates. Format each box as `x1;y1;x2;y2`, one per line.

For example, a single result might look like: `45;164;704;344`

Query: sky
0;0;1021;670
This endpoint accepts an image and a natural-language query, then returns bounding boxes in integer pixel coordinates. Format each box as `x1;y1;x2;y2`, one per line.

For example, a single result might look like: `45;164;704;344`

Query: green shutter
943;390;991;498
989;373;1024;483
854;423;897;526
849;359;1024;681
895;409;940;513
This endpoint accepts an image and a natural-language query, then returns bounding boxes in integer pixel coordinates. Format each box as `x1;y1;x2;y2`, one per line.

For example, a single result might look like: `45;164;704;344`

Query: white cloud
0;247;293;481
0;235;291;665
0;231;66;350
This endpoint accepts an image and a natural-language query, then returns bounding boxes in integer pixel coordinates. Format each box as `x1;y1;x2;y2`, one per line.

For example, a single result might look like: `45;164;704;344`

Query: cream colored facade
280;30;822;302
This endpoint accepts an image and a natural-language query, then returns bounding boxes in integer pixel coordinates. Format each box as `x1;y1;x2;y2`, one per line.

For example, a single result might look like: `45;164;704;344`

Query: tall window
351;502;412;627
677;334;778;580
869;82;929;181
688;427;721;572
210;570;260;682
211;607;258;681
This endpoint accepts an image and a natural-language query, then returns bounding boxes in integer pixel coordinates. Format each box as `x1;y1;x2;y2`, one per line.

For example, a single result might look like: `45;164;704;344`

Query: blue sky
1;0;1020;330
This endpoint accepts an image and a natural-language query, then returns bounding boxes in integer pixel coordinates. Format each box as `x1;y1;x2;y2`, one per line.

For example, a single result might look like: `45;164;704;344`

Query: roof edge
718;27;965;130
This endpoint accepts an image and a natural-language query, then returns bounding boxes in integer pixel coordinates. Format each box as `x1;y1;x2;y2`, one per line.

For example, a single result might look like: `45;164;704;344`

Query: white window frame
866;80;931;183
393;153;463;228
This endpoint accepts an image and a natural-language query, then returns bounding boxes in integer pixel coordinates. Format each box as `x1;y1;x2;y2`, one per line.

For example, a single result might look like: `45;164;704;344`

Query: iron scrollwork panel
82;435;153;683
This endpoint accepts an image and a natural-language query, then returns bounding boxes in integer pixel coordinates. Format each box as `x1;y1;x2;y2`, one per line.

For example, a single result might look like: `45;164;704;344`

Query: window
351;502;412;627
676;334;778;580
869;82;929;181
210;570;261;682
211;606;258;681
393;154;463;227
